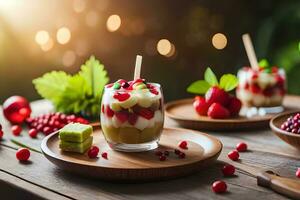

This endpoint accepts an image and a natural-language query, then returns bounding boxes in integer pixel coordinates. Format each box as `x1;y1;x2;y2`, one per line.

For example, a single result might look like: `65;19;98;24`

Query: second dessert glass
101;79;164;152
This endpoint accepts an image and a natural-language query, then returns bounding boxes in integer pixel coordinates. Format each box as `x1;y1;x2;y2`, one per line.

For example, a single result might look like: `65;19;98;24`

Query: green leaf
187;80;211;94
204;67;218;86
219;74;238;92
259;59;269;68
32;71;71;103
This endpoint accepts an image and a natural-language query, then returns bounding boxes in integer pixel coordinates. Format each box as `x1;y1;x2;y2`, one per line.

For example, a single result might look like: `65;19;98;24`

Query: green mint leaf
187;80;211;94
32;71;71;103
219;74;238;92
204;67;218;86
259;59;269;69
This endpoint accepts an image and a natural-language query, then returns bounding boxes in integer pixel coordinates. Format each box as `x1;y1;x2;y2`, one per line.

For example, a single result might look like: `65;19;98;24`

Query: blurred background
0;0;300;103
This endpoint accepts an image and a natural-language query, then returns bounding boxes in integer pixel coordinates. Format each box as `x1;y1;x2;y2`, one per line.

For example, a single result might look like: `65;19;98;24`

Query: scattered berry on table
16;148;30;161
296;168;300;178
28;128;38;138
211;180;227;193
227;150;239;161
178;152;186;159
159;155;166;161
101;152;108;159
88;146;99;158
222;164;235;176
174;149;181;155
11;125;22;136
236;142;248;152
178;141;188;149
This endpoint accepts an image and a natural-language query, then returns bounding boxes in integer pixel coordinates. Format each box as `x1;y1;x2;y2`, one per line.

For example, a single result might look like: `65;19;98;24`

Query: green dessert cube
59;123;92;143
59;136;93;153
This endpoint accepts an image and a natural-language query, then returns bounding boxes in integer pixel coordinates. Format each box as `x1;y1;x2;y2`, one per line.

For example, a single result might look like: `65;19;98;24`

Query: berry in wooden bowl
270;111;300;150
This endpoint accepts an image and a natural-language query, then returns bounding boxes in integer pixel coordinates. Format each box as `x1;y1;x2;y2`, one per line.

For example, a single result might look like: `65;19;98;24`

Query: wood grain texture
41;127;222;181
165;98;291;131
270;110;300;150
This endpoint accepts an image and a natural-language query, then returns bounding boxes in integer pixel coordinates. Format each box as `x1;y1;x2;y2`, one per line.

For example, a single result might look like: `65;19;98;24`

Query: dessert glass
100;80;164;152
236;67;286;108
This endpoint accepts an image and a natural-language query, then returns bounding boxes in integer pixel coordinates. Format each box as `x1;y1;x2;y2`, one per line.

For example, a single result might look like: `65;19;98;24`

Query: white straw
134;55;142;80
242;34;259;70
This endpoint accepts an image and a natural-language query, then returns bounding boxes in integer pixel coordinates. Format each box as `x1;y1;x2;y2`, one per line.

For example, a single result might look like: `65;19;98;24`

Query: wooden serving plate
41;127;222;182
165;98;286;131
270;110;300;150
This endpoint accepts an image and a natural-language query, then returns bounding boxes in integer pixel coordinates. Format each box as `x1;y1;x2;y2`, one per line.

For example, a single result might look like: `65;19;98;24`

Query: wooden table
1;96;300;200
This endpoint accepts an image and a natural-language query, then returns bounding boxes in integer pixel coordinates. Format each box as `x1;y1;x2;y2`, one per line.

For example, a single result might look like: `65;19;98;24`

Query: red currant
222;164;235;176
236;142;247;152
0;130;3;140
178;141;188;149
296;168;300;178
101;152;108;159
159;155;166;161
212;180;227;193
174;149;181;155
88;146;99;158
11;125;22;136
28;128;38;138
178;152;186;159
16;148;30;161
228;150;239;161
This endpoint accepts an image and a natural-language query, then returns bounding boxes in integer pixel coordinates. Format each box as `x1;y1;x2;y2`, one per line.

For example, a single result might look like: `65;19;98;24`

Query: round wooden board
41;127;222;182
165;98;291;131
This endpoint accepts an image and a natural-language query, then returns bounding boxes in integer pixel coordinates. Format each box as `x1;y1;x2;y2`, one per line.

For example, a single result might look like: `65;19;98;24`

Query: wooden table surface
1;95;300;200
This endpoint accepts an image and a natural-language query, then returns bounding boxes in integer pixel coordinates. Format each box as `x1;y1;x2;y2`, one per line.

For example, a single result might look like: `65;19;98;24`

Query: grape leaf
187;80;210;94
204;67;218;86
219;74;238;92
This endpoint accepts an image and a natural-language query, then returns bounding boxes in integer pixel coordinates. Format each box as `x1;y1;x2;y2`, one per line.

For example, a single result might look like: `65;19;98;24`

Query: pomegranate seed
222;164;236;176
228;150;239;161
28;128;38;138
212;180;227;193
101;152;108;159
11;125;22;136
236;142;247;152
178;141;188;149
16;148;30;161
0;130;3;140
296;168;300;178
174;149;181;155
159;155;166;161
164;151;169;156
43;126;52;135
88;146;99;158
178;152;186;159
155;151;163;156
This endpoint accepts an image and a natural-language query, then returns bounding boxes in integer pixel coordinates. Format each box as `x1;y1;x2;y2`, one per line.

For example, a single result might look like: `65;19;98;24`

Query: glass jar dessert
101;79;164;152
236;66;286;108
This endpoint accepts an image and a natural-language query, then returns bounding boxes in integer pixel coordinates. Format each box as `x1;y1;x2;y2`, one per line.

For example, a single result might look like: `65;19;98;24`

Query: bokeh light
35;30;50;46
212;33;227;50
106;15;121;32
157;39;172;56
165;43;176;58
73;0;86;13
62;50;76;67
85;11;99;27
56;27;71;44
40;38;54;52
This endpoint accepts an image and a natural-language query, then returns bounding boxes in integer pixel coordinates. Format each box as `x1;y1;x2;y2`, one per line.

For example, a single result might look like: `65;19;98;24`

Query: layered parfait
236;66;286;107
101;79;164;152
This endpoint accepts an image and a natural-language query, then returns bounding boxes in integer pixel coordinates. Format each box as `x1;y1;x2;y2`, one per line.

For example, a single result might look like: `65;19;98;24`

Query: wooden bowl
270;110;300;149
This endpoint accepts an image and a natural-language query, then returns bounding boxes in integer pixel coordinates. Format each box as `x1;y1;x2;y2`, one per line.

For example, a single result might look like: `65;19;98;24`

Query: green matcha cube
59;123;92;143
59;136;93;153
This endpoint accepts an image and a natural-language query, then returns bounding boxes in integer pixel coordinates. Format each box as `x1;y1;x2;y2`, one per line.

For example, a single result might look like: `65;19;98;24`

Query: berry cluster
280;113;300;134
25;112;89;136
194;86;242;119
154;141;188;161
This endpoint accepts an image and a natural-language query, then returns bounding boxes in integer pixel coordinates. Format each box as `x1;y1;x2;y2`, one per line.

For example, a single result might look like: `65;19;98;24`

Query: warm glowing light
85;11;99;27
56;27;71;45
212;33;227;50
73;0;86;13
106;15;121;32
35;30;50;45
157;39;172;56
40;38;54;51
62;50;76;67
166;44;176;57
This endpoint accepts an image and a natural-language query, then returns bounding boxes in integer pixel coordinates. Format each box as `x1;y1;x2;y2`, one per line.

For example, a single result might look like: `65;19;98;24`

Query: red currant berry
228;150;239;161
178;141;188;149
296;168;300;178
28;128;38;138
0;130;3;140
88;146;99;158
101;152;108;159
236;142;247;152
222;164;235;176
211;180;227;193
16;148;30;161
11;125;22;136
178;152;186;159
174;149;181;155
43;126;52;135
159;155;166;161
